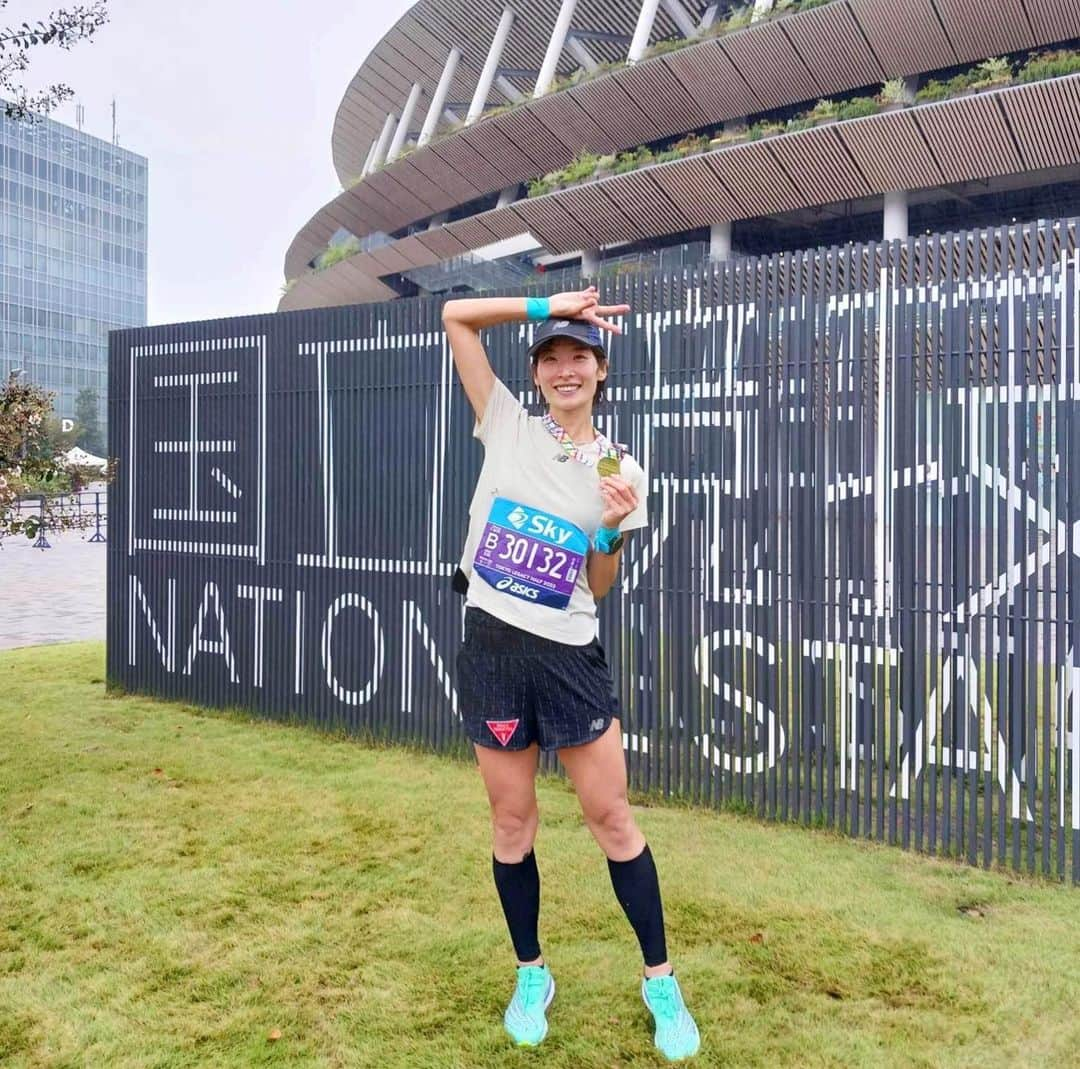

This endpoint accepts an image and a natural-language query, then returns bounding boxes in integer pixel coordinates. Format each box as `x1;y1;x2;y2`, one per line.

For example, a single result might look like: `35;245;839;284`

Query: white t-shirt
459;378;648;645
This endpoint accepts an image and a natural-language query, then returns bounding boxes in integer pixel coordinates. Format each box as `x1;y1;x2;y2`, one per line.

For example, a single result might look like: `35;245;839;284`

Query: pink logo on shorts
486;719;520;747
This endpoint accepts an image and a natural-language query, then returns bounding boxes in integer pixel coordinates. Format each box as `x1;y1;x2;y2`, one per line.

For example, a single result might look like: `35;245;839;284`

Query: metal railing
2;490;108;549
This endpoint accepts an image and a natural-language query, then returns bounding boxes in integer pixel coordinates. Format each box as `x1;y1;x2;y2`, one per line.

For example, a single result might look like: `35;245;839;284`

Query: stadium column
534;0;579;97
627;0;662;63
580;247;601;277
495;76;525;102
751;0;774;21
883;191;908;242
566;35;598;73
387;83;423;162
467;7;516;124
881;76;917;241
709;221;732;262
418;47;462;147
366;113;398;173
360;139;378;177
660;0;698;38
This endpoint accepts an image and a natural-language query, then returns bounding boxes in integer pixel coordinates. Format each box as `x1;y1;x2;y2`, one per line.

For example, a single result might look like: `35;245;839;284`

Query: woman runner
442;287;700;1061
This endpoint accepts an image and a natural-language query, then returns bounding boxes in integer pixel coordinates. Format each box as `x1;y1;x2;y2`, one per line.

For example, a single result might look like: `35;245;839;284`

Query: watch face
604;534;624;554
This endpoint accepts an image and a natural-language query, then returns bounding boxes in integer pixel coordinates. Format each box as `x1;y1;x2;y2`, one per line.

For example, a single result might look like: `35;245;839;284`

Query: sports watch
593;526;624;555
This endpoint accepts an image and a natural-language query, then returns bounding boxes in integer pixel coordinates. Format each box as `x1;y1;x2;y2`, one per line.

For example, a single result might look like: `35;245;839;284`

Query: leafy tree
40;411;78;452
73;385;103;454
1;1;109;121
0;372;110;538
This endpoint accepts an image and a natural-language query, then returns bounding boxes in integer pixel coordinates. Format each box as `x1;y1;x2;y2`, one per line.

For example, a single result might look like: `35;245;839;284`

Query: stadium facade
0;108;147;427
280;0;1078;311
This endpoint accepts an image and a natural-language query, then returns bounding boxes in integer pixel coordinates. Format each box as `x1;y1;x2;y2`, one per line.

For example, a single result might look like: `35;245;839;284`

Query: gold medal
597;456;620;478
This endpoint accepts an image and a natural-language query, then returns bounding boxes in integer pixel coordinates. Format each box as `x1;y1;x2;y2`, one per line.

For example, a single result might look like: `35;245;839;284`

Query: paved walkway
0;528;107;650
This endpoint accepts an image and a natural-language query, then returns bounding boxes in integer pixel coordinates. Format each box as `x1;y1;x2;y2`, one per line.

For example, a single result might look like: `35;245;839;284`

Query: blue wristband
526;296;550;321
594;525;621;552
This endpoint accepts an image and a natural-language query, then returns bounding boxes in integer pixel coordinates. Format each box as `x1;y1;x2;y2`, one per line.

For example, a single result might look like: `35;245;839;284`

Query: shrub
808;97;840;122
786;116;815;132
946;70;977;94
878;78;910;106
799;0;834;8
562;152;600;184
915;78;950;103
725;6;753;31
527;176;554;198
671;133;709;156
747;120;785;141
550;69;587;93
838;96;879;120
710;127;748;147
483;101;521;121
970;56;1013;89
644;37;690;59
1018;49;1080;84
316;240;361;272
707;5;752;36
610;146;655;175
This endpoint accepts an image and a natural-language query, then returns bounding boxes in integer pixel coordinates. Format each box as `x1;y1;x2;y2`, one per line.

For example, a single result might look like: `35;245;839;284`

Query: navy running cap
528;317;606;360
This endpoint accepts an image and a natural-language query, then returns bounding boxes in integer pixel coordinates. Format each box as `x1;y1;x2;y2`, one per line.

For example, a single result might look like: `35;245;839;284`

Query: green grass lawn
2;643;1079;1068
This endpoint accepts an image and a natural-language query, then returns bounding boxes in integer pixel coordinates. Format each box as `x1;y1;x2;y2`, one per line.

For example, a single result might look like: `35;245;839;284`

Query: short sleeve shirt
459;378;648;645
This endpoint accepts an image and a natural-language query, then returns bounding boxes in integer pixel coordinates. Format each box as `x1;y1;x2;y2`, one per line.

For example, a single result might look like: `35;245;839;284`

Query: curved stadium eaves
281;0;1080;310
280;74;1080;311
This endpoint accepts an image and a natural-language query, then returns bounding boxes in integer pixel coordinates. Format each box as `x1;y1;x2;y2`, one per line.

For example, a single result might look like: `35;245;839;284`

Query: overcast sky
15;0;409;325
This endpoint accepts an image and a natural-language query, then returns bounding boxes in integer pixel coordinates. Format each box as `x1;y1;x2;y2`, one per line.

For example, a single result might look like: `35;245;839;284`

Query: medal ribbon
541;414;625;468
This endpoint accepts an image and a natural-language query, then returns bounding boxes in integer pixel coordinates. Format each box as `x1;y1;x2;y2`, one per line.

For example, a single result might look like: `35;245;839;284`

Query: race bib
473;498;589;611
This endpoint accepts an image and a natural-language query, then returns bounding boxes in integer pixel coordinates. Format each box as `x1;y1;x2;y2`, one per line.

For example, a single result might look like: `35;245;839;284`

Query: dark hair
530;339;609;406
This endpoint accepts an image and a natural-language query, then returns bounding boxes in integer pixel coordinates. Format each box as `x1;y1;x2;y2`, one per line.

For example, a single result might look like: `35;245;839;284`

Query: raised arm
441;288;628;423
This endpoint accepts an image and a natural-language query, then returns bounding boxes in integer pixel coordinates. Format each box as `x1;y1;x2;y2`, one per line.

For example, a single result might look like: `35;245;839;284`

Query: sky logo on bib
486;719;519;747
507;506;529;529
528;514;576;545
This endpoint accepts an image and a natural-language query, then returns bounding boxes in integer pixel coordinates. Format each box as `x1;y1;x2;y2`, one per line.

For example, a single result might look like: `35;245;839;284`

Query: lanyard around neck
541;413;624;469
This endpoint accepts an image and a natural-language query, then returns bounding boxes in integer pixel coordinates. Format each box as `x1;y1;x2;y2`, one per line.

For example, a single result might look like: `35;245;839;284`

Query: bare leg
475;742;543;965
558;721;670;977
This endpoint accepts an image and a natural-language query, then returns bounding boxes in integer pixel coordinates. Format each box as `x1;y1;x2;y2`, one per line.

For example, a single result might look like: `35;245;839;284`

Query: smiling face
531;338;608;418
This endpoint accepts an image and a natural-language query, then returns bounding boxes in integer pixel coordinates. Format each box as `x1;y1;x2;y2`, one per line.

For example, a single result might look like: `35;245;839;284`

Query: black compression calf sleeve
492;850;542;962
607;843;669;968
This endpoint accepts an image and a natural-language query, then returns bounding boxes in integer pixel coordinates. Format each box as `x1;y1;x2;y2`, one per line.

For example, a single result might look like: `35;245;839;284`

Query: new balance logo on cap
528;316;606;358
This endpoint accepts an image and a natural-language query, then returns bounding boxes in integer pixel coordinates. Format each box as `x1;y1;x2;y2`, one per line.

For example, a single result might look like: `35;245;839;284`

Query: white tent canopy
61;446;108;470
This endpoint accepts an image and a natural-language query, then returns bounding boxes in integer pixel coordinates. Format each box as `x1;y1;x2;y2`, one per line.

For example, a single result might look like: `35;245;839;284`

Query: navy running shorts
457;607;619;752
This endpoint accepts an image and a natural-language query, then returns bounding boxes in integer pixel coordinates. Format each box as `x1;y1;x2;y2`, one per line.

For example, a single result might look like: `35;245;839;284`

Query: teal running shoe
642;972;700;1061
503;964;555;1047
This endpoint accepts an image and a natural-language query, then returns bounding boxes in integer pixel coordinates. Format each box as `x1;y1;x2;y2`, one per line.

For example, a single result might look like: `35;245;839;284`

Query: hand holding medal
598;470;638;529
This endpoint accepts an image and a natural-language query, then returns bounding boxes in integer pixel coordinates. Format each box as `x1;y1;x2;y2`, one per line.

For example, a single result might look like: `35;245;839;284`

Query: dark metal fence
3;490;108;549
108;217;1080;880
